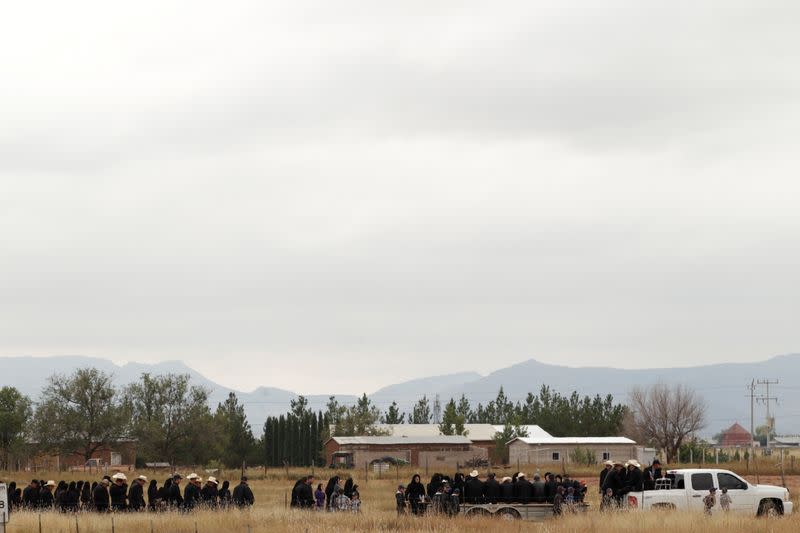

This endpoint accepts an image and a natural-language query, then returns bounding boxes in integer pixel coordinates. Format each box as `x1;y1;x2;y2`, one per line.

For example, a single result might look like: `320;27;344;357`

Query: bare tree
629;384;707;463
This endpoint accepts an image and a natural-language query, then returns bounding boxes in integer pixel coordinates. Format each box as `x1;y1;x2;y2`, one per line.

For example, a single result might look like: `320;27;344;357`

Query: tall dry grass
3;464;798;532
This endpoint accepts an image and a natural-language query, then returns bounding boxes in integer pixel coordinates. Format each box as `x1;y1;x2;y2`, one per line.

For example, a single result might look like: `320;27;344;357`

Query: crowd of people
289;475;361;512
598;458;659;510
396;470;589;516
1;473;254;514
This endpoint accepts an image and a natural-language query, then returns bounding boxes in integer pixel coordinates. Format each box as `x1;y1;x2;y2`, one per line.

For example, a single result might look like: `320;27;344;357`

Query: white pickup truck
626;469;792;516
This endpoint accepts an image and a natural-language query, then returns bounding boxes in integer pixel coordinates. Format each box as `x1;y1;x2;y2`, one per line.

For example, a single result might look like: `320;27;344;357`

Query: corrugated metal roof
374;424;553;441
510;436;636;445
330;435;473;445
493;425;553;440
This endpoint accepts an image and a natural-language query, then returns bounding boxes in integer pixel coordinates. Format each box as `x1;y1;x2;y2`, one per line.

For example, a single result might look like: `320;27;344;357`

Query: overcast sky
2;1;799;395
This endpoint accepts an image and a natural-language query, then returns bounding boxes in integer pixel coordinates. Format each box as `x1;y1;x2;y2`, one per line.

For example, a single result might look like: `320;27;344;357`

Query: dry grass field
3;463;799;532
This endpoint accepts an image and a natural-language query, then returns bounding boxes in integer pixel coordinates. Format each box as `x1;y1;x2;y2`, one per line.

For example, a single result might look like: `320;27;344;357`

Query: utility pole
757;379;779;448
748;380;755;450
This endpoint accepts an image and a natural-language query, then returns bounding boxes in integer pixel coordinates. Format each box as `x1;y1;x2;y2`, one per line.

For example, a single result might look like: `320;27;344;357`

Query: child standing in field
350;486;361;513
719;487;731;511
396;484;407;515
314;483;325;511
703;487;717;515
600;488;616;511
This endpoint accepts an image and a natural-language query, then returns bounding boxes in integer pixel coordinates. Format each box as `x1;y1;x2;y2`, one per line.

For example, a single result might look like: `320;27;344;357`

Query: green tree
0;386;33;469
381;401;405;424
124;373;216;465
439;398;467;436
215;392;256;468
491;423;528;463
410;396;431;424
34;368;130;461
334;394;384;436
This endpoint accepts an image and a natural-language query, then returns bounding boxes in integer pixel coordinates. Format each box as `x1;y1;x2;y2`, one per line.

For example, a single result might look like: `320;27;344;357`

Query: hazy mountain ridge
2;354;798;435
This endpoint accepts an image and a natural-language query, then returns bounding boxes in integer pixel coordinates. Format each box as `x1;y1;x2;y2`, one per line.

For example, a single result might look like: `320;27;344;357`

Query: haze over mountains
2;354;798;436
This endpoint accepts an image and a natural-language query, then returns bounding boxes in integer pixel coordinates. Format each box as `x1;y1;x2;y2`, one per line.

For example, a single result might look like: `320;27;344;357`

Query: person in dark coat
643;459;662;490
62;481;80;512
183;474;201;511
295;476;314;508
427;474;442;500
323;476;339;510
39;480;56;510
452;473;465;501
232;476;255;508
499;476;514;503
405;474;426;515
218;481;231;508
200;477;219;508
624;461;644;493
544;473;558;503
157;478;171;508
7;482;18;514
22;479;40;509
463;470;484;504
93;479;110;512
81;481;92;510
531;474;546;503
167;474;184;508
290;477;305;508
343;477;354;499
110;474;128;511
147;480;158;511
482;473;500;504
599;460;613;493
601;461;626;502
514;473;533;503
54;481;67;509
128;476;146;511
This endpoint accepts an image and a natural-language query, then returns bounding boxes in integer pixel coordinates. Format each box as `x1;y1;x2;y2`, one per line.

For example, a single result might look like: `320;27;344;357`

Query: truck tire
757;499;783;517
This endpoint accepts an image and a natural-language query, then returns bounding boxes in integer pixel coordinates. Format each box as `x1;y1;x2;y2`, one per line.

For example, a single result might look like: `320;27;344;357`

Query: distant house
28;439;138;471
507;436;638;465
718;423;752;447
324;435;488;469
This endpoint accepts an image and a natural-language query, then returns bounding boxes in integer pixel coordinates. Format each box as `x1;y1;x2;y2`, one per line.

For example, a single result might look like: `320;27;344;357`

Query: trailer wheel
465;507;492;518
496;507;521;521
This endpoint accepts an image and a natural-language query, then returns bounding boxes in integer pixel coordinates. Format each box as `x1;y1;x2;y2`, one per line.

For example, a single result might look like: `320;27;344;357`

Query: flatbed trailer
460;502;590;521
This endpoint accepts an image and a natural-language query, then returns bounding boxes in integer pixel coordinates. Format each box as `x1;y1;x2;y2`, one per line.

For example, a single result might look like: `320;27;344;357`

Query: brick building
29;439;138;471
718;422;752;447
324;436;488;469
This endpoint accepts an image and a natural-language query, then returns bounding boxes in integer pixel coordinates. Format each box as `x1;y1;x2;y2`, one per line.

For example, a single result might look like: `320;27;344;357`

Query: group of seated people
396;470;588;516
1;473;254;514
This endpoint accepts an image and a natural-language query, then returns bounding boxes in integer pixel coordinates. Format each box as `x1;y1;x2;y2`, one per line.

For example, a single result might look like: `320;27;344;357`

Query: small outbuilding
508;436;637;466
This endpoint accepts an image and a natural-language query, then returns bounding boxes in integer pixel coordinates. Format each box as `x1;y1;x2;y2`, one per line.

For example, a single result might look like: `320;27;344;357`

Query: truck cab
629;468;791;516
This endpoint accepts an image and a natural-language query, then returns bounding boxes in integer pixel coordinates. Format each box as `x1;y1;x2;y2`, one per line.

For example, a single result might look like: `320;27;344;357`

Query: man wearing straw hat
110;473;128;511
128;475;147;511
201;477;219;508
599;459;614;494
183;473;201;511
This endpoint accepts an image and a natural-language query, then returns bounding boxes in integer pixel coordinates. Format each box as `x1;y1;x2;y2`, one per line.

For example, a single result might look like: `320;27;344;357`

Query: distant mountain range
2;354;798;437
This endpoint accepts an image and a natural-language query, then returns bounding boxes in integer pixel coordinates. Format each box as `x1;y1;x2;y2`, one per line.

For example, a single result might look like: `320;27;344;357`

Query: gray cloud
1;1;799;393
